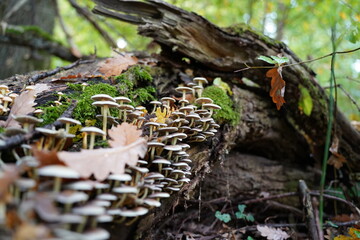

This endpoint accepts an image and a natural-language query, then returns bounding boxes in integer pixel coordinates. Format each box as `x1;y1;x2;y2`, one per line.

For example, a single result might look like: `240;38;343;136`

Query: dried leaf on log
257;225;290;240
266;67;286;110
98;54;138;78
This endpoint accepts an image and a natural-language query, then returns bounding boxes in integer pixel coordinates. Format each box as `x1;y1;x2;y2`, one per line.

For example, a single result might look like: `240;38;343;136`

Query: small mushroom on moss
13;115;43;132
80;127;106;150
0;85;9;95
92;101;119;139
57;117;81;133
149;100;162;114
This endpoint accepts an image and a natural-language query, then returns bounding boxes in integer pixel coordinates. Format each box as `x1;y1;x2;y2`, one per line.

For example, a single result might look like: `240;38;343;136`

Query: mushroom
144;122;160;139
80;127;106;150
151;158;171;173
2;96;12;111
35;127;58;150
13;115;43;132
38;165;80;193
56;190;89;213
147;141;165;161
202;103;221;117
107;173;132;190
73;205;106;232
112;185;138;208
149;100;162;114
114;96;132;119
175;86;193;106
57;117;81;133
57;92;64;101
193;77;208;88
118;104;135;122
0;85;8;95
92;101;119;139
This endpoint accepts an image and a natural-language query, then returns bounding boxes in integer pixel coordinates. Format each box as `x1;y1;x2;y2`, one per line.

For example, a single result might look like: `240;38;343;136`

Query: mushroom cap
38;165;80;179
114;96;131;103
178;177;191;183
148;192;170;198
175;86;193;93
171;111;185;118
112;185;138;194
118;104;135;110
195;97;213;105
166;186;181;191
97;214;113;223
202;103;221;110
73;205;106;216
15;178;36;190
178;143;190;149
35;127;58;136
107;173;132;182
80;126;106;136
97;193;117;201
4;127;27;136
179;99;189;105
149;100;162;105
128;166;149;174
143;198;161;207
59;214;83;224
144;172;165;179
57;117;81;126
13;115;43;124
92;101;119;108
144;122;161;127
0;85;9;90
193;77;208;85
91;94;115;102
83;228;110;240
179;158;192;163
92;200;111;207
118;207;148;217
192;85;203;90
160;97;175;103
172;162;189;168
179;106;194;112
164;145;182;151
147;141;165;147
56;190;89;204
65;180;95;191
94;182;110;190
152;159;171;165
157;127;178;134
2;96;12;103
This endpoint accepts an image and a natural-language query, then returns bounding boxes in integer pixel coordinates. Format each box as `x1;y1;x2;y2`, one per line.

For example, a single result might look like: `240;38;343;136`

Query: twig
2;0;28;21
27;59;95;85
241;192;298;205
68;0;117;48
298;180;321;240
337;85;360;112
55;0;82;58
0;24;83;62
235;47;360;72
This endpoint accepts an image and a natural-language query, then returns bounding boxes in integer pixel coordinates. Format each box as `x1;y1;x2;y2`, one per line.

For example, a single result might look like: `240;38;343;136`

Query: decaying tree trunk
1;0;359;239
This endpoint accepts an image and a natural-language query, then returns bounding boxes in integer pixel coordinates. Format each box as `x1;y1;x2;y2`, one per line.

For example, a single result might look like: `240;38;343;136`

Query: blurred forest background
1;0;359;119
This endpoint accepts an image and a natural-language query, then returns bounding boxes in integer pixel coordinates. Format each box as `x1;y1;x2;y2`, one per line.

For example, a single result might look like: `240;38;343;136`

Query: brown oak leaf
98;54;138;78
328;136;347;169
257;225;290;240
32;147;65;167
58;123;147;181
266;67;286;110
108;122;142;147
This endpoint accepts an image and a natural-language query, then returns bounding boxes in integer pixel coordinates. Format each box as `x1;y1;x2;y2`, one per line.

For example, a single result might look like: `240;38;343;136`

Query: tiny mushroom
92;101;119;139
57;117;81;133
38;165;80;193
80;127;106;150
13;115;43;132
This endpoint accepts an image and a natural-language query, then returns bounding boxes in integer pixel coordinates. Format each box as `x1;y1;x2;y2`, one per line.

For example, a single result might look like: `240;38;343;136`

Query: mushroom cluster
0;77;221;239
0;85;18;115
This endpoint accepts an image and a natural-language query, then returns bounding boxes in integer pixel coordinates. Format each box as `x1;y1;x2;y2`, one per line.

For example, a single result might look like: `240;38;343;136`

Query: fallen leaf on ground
266;67;286;110
328;136;347;169
14;223;50;240
108;122;143;148
257;225;290;240
0;84;50;128
58;123;147;181
98;54;138;78
0;165;20;201
32;147;65;167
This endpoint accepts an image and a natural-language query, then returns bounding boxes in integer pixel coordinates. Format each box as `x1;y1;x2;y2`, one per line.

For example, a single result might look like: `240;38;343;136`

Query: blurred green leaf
298;85;313;116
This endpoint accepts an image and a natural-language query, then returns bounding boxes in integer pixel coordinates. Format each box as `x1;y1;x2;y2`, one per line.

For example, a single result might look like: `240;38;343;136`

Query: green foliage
258;55;289;65
202;86;238;125
115;65;155;106
215;211;231;223
71;83;119;124
298;85;313;116
6;25;56;42
38;102;71;126
235;204;255;222
247;237;254;240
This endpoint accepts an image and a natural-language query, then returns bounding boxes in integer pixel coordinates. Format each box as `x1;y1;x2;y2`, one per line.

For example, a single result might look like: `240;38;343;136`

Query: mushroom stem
82;132;88;149
53;177;62;193
89;133;96;150
76;216;88;233
126;216;139;226
102;106;108;140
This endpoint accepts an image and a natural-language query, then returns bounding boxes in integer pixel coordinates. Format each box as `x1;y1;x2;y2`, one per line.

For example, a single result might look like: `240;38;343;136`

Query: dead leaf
108;123;142;148
257;225;290;240
14;223;50;240
328;136;347;169
98;54;138;78
0;165;20;201
58;124;147;181
32;147;65;167
0;84;50;128
34;193;60;222
266;67;286;110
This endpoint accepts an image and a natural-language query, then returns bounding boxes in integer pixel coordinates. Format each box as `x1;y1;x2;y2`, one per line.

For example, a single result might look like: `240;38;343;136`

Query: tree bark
0;0;56;79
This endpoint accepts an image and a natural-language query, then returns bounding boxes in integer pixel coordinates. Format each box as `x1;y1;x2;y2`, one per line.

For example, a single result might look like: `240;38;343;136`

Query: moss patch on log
202;86;239;125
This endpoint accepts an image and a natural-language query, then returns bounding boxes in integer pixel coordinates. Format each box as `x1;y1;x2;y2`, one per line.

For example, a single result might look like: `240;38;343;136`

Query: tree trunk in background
0;0;56;79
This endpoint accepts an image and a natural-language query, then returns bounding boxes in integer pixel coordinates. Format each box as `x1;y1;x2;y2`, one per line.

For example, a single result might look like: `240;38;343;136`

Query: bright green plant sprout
258;55;289;66
215;211;231;223
247;236;254;240
235;204;254;222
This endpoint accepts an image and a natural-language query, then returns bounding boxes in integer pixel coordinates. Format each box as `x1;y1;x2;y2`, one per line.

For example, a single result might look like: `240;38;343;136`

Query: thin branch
27;59;95;85
235;47;360;72
68;0;117;48
324;84;360;112
55;0;82;58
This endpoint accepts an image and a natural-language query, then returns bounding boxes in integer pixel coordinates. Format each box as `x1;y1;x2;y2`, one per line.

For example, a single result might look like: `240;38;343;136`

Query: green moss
67;83;83;91
0;127;5;134
115;65;155;106
202;86;239;125
71;83;119;124
6;25;57;42
38;102;70;126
